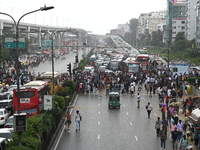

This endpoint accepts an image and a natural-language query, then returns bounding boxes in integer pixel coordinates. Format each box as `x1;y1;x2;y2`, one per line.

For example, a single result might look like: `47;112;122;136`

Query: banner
44;95;52;110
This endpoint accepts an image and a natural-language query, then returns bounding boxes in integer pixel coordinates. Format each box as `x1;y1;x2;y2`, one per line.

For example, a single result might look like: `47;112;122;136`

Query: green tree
127;18;138;47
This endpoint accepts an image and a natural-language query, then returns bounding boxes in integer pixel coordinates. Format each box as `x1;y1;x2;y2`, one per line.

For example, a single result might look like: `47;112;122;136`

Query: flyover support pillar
38;27;41;49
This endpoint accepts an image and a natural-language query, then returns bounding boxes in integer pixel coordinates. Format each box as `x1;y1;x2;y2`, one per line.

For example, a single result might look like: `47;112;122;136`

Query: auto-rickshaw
108;92;120;109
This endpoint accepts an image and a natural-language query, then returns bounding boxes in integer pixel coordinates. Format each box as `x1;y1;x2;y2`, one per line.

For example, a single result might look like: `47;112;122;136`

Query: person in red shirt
165;95;169;106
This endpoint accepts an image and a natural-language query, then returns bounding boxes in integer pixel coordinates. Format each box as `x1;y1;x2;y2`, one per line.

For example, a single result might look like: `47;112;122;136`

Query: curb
48;92;77;150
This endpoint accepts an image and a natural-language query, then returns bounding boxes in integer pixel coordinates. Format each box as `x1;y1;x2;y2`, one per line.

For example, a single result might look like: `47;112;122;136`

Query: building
196;0;200;47
185;0;198;40
136;11;166;39
117;24;130;33
172;18;186;40
110;28;125;37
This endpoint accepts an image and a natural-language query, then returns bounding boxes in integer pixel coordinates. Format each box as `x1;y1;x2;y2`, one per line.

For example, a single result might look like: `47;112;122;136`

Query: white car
0;108;11;126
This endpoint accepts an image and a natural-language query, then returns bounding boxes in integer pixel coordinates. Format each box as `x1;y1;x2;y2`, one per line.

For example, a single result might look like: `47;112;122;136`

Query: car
105;69;113;74
0;128;13;140
0;108;11;126
83;66;95;73
4;116;13;128
0;137;7;150
98;66;106;72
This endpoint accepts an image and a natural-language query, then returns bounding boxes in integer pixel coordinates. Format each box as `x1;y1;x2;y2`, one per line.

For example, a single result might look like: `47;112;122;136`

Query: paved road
28;48;89;74
56;88;175;150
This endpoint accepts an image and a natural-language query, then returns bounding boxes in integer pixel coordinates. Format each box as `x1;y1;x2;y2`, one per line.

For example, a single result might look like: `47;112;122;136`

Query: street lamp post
0;6;54;146
167;40;170;70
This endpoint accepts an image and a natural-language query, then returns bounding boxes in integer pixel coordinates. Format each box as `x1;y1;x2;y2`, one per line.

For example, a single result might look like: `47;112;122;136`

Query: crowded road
28;48;89;74
55;89;174;150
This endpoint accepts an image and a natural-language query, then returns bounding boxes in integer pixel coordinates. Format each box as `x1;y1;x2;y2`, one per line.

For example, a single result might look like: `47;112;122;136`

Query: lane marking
98;135;100;139
98;111;100;114
126;112;129;115
135;136;138;141
154;113;157;116
98;103;100;106
123;104;125;107
130;122;132;126
98;121;100;125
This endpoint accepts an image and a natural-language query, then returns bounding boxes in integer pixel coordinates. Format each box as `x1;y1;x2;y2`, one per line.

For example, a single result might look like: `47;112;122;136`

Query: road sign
5;37;25;48
44;95;52;110
41;40;52;48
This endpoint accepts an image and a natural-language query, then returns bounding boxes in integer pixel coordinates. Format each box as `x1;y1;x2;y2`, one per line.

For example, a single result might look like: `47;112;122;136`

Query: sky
0;0;167;35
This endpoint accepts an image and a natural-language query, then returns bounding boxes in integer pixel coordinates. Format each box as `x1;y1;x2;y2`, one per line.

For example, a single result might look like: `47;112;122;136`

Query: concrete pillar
27;26;30;40
38;27;41;48
0;22;3;36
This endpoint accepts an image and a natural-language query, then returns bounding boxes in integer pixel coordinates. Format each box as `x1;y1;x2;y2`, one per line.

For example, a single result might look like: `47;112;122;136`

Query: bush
187;77;200;84
55;95;66;110
6;146;32;150
62;80;76;92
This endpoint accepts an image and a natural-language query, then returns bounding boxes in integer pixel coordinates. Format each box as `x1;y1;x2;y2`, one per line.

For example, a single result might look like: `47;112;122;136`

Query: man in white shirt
137;93;141;108
146;102;153;118
75;110;82;131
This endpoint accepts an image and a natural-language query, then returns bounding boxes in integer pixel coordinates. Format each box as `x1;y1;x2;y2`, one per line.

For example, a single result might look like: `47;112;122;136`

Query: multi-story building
185;0;198;40
117;24;130;33
172;2;186;41
136;11;166;39
195;0;200;47
110;28;125;37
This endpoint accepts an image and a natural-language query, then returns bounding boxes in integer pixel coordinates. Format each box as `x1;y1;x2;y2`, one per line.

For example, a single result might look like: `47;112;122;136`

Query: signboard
41;40;52;48
44;95;52;110
5;37;25;48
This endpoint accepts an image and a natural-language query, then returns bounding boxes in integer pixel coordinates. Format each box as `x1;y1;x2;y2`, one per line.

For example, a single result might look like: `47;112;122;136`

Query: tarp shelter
43;51;50;54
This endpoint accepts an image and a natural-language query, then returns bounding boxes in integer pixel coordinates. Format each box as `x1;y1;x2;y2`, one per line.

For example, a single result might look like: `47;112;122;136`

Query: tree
127;18;138;47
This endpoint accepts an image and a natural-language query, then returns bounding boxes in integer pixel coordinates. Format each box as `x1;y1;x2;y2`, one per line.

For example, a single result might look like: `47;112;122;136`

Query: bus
127;62;141;75
13;80;50;116
107;59;121;71
135;54;150;72
36;72;61;94
89;55;96;66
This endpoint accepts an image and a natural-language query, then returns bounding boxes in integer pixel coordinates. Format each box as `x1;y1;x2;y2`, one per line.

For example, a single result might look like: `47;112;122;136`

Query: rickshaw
108;92;120;109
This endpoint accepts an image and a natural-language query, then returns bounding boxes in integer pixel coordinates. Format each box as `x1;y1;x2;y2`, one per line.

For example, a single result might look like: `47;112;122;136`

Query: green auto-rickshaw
108;92;120;109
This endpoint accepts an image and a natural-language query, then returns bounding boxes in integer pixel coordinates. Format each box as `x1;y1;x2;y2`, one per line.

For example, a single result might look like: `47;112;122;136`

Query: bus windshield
128;64;139;72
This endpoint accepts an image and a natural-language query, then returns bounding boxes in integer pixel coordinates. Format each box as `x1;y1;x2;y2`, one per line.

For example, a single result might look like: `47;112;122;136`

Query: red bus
127;62;141;75
135;54;149;72
13;81;50;116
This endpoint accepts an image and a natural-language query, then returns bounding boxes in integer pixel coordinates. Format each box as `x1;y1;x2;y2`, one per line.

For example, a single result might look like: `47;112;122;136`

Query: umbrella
159;103;167;107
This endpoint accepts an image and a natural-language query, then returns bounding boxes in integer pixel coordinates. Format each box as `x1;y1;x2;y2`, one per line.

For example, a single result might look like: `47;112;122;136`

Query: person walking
179;135;188;150
75;110;82;131
171;127;179;150
160;126;167;150
130;85;134;97
65;111;71;131
155;117;161;137
146;102;153;118
137;93;141;108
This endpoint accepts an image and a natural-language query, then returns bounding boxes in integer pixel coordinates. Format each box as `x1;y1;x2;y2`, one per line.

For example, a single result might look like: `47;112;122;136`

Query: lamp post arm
0;12;16;27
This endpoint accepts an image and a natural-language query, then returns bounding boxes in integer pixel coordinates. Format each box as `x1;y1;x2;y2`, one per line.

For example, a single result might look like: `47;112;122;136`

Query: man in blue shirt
171;127;178;150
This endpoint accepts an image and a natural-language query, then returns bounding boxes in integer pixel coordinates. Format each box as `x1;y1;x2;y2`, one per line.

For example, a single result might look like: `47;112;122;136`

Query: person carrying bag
179;135;188;150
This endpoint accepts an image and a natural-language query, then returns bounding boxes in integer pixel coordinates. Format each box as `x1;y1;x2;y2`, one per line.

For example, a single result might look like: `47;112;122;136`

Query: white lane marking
98;111;100;114
54;94;78;150
154;113;157;116
98;121;100;125
126;112;129;115
130;122;132;126
135;136;138;141
123;104;125;107
98;103;100;106
98;135;100;139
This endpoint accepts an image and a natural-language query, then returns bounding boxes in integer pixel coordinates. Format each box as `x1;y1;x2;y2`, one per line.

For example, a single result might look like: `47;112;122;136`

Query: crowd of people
70;66;200;150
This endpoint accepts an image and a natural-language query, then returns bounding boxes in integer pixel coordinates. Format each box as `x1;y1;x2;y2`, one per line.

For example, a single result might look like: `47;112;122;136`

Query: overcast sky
0;0;167;35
